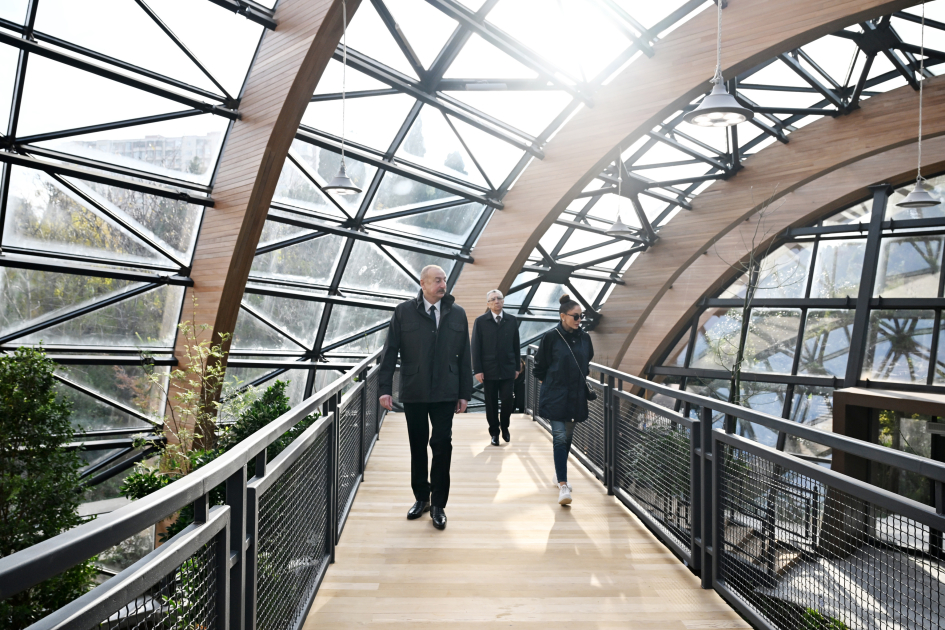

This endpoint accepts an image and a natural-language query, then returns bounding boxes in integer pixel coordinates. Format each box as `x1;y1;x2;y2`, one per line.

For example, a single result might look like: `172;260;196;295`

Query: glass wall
651;174;945;462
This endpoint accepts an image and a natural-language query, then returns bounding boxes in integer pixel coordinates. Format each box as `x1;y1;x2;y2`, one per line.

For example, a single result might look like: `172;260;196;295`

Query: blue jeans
551;420;576;483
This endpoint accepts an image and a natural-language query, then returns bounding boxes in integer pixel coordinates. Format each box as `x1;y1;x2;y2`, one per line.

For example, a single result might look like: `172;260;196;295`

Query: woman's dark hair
559;293;581;314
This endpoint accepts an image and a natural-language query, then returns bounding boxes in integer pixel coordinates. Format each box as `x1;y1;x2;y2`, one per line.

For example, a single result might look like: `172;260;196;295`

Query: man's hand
475;373;484;384
379;394;393;411
515;371;520;379
456;399;468;414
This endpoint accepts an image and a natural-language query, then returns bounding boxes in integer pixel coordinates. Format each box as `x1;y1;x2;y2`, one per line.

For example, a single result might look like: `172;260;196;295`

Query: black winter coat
378;291;474;404
533;323;594;422
471;311;521;381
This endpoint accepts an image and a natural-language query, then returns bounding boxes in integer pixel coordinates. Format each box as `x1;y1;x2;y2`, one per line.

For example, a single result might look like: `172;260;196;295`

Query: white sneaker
558;483;572;505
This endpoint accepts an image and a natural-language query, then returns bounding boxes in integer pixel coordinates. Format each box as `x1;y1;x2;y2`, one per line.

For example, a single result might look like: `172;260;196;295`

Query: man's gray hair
420;265;445;281
486;289;503;301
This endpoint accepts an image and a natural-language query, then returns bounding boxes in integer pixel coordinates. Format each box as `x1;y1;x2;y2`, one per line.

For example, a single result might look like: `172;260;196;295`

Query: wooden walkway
304;413;748;629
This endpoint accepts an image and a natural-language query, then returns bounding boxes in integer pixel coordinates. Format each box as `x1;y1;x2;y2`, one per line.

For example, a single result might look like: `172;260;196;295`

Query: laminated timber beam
451;0;925;333
591;77;945;374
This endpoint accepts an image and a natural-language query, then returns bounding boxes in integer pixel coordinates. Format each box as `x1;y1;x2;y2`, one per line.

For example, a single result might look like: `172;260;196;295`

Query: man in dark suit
471;290;520;446
378;265;472;531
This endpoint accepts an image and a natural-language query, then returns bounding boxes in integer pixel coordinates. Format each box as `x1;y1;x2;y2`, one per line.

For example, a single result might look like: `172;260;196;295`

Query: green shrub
802;608;848;630
0;347;97;629
121;380;318;542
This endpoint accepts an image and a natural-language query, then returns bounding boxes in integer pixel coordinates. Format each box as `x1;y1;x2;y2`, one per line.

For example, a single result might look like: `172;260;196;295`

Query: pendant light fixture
898;3;939;208
607;151;634;236
324;0;362;195
683;0;752;127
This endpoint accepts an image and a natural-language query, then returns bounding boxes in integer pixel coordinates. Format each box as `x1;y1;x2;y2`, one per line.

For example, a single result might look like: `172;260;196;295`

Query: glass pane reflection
798;309;853;377
862;309;936;384
873;235;943;298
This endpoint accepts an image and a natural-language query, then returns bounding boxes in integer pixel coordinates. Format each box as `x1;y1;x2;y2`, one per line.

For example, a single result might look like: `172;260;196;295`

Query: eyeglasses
488;297;504;302
565;313;584;321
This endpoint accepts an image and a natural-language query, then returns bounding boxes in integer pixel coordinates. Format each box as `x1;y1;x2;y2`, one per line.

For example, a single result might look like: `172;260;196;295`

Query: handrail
587;359;945;483
0;348;384;600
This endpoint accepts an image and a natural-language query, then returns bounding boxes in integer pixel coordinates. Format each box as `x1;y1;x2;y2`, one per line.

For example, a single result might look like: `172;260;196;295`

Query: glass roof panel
372;202;485;245
242;292;325;349
58;383;153;433
258;219;317;250
369;171;461;214
445;32;539;79
0;267;140;339
447;115;524;187
16;55;186;137
35;0;220;95
61;363;167;418
35;115;230;186
345;0;420;79
445;89;573;137
323;305;394;346
301;93;415;151
340;240;417;293
314;59;390;95
232;308;305;352
142;0;264;96
272;160;344;217
19;283;184;347
396;104;488;187
383;0;458;70
290;143;378;214
250;233;346;286
0;0;27;22
4;167;170;266
0;43;16;128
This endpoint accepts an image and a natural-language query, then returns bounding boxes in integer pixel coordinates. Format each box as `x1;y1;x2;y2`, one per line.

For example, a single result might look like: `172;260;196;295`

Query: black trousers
403;401;454;508
483;378;514;436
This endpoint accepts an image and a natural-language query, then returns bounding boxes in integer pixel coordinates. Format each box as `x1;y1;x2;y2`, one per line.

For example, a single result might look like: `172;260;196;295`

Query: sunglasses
565;313;584;321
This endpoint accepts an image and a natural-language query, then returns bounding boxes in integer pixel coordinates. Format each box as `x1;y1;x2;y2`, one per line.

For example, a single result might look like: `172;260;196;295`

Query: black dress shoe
502;428;511;443
406;500;430;520
431;506;447;530
490;435;500;446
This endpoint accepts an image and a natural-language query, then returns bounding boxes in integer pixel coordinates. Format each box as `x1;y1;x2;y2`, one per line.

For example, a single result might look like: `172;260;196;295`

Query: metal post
690;413;702;574
330;391;341;548
606;374;616;495
359;367;367;480
215;505;231;630
843;184;891;387
326;408;337;564
226;467;247;630
245;449;265;630
699;406;714;589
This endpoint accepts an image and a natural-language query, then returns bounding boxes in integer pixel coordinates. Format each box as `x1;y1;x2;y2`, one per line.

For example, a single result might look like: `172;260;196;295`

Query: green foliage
121;379;318;542
625;424;690;498
802;608;848;630
0;347;96;629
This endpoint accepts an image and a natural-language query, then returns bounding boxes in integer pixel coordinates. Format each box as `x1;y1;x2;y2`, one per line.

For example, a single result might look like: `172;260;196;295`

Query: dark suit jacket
471;311;520;381
378;291;473;403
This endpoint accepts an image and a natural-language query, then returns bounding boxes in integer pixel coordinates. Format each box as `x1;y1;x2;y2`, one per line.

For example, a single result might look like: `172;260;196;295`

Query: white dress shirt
423;296;441;327
493;310;504;324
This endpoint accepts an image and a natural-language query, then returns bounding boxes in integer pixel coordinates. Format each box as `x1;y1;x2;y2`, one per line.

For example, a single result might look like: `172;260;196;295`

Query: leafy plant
802;607;848;630
0;347;97;629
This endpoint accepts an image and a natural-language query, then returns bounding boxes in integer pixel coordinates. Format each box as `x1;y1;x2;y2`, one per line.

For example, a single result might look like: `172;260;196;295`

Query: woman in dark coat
533;294;594;505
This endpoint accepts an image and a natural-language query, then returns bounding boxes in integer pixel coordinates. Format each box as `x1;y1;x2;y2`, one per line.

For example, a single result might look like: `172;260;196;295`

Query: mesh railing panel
718;442;945;630
615;401;692;551
570;381;605;473
364;371;378;463
526;356;539;413
95;538;218;630
256;431;330;630
338;394;362;524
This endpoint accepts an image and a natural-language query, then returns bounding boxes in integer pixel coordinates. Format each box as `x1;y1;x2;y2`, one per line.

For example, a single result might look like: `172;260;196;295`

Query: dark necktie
496;316;502;325
429;305;437;328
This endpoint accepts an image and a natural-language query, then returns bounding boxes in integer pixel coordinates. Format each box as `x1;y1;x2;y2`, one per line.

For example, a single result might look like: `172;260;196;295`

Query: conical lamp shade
606;215;634;236
897;181;939;208
683;82;753;128
324;162;361;195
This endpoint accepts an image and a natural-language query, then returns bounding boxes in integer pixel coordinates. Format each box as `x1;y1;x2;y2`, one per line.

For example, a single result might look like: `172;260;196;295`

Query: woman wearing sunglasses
533;294;594;505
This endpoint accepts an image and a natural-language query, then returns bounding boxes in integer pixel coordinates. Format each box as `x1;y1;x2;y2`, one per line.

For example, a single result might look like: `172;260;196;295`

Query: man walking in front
378;265;472;530
471;290;520;446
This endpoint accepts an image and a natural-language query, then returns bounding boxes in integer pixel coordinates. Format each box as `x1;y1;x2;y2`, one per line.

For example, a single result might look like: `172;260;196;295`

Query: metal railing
0;349;387;630
524;352;945;630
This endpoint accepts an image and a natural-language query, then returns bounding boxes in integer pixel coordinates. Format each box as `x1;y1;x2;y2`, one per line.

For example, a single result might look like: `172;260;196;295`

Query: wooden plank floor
304;413;749;629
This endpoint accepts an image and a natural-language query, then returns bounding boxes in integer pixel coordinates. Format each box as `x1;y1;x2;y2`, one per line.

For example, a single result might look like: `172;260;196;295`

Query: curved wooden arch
625;137;945;379
452;0;921;329
176;0;359;365
591;76;945;373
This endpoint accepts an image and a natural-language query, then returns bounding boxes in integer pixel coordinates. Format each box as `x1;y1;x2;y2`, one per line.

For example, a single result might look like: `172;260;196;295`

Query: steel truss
514;9;945;334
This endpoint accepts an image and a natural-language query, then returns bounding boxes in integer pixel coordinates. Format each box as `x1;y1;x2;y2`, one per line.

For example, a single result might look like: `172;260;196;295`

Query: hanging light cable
898;2;938;208
607;148;634;236
683;0;752;127
324;0;362;195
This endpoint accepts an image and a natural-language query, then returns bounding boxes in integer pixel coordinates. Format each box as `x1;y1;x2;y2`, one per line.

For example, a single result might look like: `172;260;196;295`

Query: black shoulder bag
555;328;597;401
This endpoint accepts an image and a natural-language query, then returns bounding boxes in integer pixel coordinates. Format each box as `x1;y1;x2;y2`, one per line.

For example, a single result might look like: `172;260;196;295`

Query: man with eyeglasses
471;290;520;446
